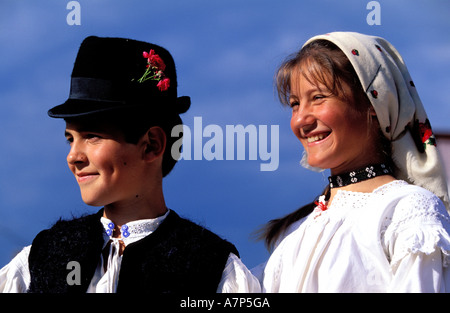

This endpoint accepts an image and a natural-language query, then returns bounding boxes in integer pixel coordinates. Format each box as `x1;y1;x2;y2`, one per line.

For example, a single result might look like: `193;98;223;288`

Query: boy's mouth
76;172;99;183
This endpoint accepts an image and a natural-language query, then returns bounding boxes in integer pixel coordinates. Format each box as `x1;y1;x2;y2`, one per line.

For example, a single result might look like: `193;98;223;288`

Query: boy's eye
65;135;73;144
85;134;102;142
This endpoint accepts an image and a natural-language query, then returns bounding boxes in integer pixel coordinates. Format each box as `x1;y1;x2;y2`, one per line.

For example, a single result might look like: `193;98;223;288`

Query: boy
0;36;259;293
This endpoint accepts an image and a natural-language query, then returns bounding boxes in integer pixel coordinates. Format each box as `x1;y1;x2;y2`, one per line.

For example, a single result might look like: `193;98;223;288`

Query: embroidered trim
100;210;169;242
328;163;393;188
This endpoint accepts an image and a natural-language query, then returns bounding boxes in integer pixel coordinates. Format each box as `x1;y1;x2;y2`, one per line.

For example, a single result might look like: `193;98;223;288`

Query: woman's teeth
307;133;326;143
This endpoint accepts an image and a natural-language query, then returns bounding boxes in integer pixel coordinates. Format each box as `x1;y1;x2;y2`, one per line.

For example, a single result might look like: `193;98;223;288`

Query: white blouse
0;210;260;293
260;180;450;292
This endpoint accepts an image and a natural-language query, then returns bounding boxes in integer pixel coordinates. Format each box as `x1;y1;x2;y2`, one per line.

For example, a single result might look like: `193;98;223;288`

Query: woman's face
289;70;379;175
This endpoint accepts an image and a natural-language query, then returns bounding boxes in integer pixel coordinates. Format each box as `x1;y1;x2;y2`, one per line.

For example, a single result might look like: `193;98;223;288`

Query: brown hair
256;39;392;251
276;39;370;114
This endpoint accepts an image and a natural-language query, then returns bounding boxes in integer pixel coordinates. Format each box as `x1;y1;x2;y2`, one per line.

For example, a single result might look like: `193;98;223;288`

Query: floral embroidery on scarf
351;49;359;56
418;119;436;149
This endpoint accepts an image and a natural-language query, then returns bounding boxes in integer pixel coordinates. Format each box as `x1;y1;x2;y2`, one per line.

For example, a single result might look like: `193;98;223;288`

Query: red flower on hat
142;50;153;60
157;77;170;92
135;49;170;91
143;50;166;71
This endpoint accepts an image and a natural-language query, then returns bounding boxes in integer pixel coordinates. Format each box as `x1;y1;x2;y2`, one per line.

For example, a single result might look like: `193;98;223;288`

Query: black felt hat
48;36;190;118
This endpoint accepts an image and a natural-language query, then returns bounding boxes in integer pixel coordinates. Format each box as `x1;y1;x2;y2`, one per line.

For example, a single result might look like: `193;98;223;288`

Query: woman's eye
313;94;325;100
289;101;299;108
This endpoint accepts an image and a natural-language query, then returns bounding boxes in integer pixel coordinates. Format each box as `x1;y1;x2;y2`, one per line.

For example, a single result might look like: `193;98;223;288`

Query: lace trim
100;210;169;246
320;180;450;269
388;223;450;269
316;184;375;219
332;180;407;199
372;180;408;195
383;188;450;268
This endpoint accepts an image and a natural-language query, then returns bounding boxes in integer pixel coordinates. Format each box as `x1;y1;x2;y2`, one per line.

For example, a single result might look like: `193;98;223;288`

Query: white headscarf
303;31;449;210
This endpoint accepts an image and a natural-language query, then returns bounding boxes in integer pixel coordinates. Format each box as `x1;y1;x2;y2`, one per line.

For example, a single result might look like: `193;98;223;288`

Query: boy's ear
143;126;166;161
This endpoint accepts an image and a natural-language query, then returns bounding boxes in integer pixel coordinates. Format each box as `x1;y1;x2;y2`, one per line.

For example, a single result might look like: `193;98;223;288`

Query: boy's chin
81;196;106;208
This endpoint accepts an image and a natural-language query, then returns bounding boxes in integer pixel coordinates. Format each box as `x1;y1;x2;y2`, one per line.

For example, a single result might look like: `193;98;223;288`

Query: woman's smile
305;131;331;144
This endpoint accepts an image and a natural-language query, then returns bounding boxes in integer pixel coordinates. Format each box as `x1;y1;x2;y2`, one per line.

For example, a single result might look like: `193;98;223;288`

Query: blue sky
0;0;449;269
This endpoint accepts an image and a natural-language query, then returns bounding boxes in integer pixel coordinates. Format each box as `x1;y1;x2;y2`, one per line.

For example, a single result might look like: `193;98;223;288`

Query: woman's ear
142;126;166;162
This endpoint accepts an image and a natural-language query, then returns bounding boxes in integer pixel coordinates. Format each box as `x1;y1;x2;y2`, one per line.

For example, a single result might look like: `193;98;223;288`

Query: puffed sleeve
0;246;31;293
383;191;450;292
216;253;261;293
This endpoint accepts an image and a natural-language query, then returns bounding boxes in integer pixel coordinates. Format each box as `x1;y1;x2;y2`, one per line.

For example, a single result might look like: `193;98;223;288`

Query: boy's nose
67;147;87;165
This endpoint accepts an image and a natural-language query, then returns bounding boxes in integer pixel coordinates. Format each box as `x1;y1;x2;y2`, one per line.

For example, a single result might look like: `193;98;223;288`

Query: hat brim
47;99;142;118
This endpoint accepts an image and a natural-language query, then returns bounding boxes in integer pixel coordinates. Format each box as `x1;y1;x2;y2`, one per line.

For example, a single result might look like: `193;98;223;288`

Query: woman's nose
291;105;315;132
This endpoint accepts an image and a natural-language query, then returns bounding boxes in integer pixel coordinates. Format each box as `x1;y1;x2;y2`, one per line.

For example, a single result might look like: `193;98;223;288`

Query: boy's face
64;119;147;207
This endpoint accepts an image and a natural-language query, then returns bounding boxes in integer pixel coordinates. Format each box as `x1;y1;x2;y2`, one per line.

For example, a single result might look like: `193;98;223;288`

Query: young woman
258;32;450;292
0;36;260;293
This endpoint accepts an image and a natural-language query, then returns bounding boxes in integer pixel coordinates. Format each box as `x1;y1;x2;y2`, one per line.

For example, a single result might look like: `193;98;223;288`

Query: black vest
27;210;238;293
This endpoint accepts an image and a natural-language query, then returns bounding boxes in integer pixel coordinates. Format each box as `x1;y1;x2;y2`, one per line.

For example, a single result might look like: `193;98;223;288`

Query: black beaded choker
328;163;393;188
